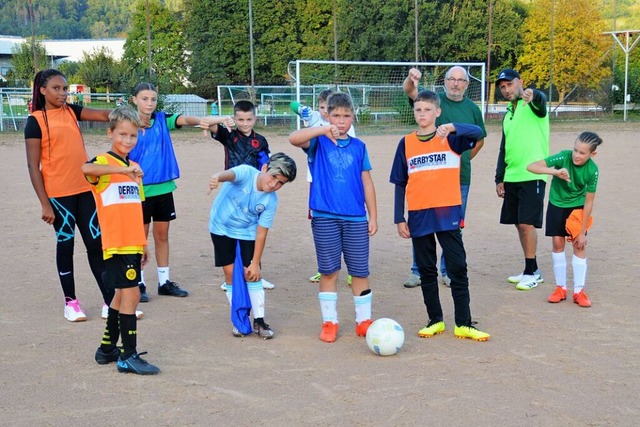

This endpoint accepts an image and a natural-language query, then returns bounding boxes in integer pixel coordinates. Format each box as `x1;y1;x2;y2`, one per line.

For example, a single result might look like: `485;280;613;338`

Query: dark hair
133;82;157;96
414;90;440;108
577;131;603;152
234;100;255;114
318;89;334;103
31;69;66;112
326;92;354;113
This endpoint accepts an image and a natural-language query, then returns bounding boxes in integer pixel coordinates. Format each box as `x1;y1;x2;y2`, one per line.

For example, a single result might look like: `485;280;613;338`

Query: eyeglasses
445;78;468;84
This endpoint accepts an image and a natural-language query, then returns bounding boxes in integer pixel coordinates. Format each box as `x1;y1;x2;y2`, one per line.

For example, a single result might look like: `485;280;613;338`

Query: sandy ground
1;120;639;426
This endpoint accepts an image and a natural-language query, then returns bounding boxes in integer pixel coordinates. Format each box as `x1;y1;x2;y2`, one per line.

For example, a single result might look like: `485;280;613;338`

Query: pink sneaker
64;299;87;322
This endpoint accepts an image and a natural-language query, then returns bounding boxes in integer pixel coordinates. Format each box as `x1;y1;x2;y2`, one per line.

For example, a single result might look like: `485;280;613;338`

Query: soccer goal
288;60;486;134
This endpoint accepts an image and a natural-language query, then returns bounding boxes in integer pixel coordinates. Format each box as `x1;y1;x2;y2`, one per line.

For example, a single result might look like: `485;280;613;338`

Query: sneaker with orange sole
573;290;591;307
320;321;339;343
548;286;567;303
355;319;372;337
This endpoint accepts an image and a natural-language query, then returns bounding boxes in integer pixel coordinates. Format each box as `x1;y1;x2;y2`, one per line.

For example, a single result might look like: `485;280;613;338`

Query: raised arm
79;107;111;122
289;125;337;149
208;169;236;194
403;68;421;100
527;159;570;182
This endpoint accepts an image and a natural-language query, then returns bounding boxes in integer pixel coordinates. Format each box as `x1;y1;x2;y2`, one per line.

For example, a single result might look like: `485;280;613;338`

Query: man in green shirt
402;66;487;288
494;68;549;291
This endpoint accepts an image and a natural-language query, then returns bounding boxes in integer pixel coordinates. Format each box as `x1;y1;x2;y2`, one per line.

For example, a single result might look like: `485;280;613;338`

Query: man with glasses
401;66;487;289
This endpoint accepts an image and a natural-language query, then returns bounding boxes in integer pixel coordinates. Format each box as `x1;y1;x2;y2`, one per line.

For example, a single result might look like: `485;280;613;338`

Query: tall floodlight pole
607;31;640;121
414;0;419;62
27;0;37;73
549;0;555;108
249;0;256;102
146;0;152;79
486;0;493;115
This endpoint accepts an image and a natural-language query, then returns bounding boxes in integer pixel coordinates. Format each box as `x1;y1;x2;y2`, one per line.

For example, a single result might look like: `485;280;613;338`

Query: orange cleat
355;319;373;337
548;286;567;303
573;290;592;307
320;321;339;343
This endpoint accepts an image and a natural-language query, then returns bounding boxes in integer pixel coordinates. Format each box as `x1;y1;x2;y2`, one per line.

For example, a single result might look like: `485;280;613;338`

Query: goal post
289;60;486;134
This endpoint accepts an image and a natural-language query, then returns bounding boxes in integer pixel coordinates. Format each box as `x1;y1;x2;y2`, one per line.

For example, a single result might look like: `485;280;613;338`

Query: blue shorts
311;217;369;277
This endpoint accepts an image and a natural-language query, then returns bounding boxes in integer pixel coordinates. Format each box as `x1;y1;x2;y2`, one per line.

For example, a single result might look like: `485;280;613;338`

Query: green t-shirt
143;113;180;198
545;150;599;208
435;94;486;185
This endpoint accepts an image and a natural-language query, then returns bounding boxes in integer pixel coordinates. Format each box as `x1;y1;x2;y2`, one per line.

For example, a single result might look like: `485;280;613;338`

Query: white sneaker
220;282;227;291
441;274;451;287
64;299;87;322
508;270;544;284
515;275;539;291
101;304;144;320
262;278;275;290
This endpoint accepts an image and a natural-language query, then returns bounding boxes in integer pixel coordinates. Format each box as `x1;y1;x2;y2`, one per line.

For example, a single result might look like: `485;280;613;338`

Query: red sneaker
355;319;373;337
573;290;592;307
320;321;339;343
548;286;567;303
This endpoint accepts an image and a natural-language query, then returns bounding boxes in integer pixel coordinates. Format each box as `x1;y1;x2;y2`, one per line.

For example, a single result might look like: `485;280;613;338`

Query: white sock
552;251;567;288
248;281;265;318
157;267;170;285
353;291;372;323
224;283;232;304
572;255;587;294
319;292;338;323
139;270;146;286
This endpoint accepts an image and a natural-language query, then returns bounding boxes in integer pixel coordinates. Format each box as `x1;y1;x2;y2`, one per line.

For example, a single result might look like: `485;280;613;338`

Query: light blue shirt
208;165;278;240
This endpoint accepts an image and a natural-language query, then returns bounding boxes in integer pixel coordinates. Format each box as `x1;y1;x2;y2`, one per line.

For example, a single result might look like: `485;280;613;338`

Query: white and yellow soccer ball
365;318;404;356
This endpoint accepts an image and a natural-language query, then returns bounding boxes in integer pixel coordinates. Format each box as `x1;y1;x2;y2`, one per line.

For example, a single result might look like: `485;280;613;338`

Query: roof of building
0;35;125;62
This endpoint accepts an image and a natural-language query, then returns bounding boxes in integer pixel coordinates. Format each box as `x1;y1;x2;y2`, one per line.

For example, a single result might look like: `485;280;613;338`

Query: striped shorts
311;217;369;277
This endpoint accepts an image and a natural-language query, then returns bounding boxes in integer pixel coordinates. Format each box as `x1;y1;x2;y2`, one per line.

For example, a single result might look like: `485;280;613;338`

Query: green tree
77;46;122;96
122;0;187;93
10;40;47;83
518;0;611;103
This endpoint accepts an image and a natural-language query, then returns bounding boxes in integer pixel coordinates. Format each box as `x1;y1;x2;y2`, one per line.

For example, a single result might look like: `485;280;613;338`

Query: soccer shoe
253;318;275;339
95;347;120;365
355;319;373;337
139;284;149;303
508;270;544;284
117;352;160;375
441;275;451;287
454;325;491;342
64;299;87;322
232;326;247;337
573;290;592;307
101;304;143;320
403;274;421;288
262;278;275;290
418;320;445;338
158;280;189;297
320;321;339;343
548;286;567;303
309;272;321;283
515;275;539;291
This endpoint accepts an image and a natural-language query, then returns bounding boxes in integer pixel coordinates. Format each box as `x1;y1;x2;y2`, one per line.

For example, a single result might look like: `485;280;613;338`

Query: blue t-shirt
208;165;278;240
305;135;372;221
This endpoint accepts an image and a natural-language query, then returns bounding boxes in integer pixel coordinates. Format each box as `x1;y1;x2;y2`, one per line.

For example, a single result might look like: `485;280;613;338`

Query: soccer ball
365;318;404;356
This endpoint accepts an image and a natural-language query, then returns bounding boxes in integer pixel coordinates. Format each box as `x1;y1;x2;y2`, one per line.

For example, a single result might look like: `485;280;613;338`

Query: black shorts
500;180;546;228
210;233;255;267
545;202;583;237
103;254;142;289
142;192;176;224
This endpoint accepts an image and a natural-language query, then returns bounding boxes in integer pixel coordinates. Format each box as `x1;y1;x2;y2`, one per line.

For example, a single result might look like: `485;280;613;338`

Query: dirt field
1;120;639;426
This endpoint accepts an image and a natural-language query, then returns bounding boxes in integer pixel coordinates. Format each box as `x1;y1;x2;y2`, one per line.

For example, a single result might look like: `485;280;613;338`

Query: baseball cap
496;68;520;84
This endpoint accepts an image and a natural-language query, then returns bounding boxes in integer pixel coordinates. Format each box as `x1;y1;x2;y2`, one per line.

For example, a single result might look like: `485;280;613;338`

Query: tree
76;46;122;96
518;0;611;103
121;0;188;93
10;40;47;83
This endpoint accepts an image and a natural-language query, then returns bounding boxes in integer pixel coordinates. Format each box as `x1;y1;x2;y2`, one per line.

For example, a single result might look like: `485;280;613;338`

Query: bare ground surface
1;121;639;426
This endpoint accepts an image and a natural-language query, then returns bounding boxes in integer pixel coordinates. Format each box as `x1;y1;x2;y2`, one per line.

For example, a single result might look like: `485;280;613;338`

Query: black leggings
51;191;113;304
413;229;472;327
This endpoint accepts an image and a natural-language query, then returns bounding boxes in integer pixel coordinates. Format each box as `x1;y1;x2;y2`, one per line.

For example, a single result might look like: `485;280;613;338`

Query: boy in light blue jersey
208;153;297;339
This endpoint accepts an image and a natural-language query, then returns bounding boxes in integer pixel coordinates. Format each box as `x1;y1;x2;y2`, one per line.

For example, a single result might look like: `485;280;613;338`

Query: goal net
288;60;486;135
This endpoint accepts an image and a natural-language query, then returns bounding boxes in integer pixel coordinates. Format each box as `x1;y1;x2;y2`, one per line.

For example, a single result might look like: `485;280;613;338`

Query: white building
0;35;125;78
